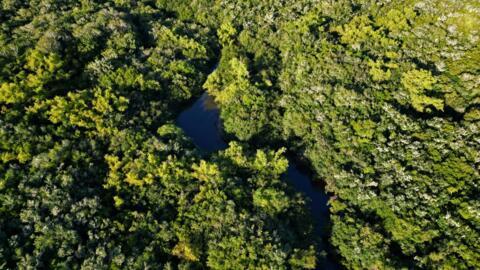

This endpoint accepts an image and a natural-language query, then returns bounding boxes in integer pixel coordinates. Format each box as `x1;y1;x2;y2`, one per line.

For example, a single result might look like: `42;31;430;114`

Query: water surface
176;93;227;152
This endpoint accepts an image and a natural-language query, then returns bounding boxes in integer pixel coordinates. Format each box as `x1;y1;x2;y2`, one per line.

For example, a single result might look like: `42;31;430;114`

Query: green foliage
175;0;480;269
218;22;237;46
401;69;443;112
204;57;270;140
1;0;479;269
253;188;290;215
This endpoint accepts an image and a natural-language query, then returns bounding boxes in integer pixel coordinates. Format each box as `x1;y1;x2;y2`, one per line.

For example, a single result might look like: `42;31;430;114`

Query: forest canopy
0;1;316;269
1;0;479;269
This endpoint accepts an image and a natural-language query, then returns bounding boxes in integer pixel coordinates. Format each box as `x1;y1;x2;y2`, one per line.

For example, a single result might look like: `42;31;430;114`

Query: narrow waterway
176;92;339;270
177;93;227;153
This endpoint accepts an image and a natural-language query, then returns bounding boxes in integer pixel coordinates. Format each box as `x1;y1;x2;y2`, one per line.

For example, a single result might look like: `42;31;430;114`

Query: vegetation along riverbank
1;0;479;269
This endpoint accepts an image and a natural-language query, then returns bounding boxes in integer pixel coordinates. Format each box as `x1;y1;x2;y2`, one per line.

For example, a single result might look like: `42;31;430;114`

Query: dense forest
1;0;479;269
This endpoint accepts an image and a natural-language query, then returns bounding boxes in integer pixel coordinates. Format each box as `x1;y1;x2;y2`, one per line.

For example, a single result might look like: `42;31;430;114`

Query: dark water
176;93;227;152
176;93;339;269
285;164;339;270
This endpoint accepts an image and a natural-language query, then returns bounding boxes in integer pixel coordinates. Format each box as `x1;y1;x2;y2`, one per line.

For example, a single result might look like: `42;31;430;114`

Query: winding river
177;93;339;270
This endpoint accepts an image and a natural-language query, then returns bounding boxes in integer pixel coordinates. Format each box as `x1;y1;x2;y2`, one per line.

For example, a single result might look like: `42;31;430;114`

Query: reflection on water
202;93;218;110
176;93;227;152
176;92;339;270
